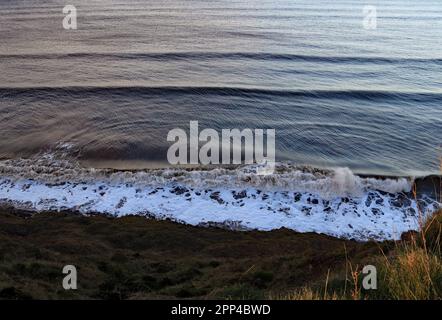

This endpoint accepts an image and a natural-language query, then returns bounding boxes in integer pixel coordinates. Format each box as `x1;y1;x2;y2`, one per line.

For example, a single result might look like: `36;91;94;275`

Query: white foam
0;156;412;198
0;154;437;241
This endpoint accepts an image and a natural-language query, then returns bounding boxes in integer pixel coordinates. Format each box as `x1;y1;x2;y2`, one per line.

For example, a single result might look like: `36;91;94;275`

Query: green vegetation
281;210;441;300
0;207;386;300
0;207;439;300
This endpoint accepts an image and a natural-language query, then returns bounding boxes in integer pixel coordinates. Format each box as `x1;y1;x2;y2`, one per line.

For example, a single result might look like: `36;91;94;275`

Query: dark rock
116;197;127;209
232;190;247;200
389;193;412;208
375;197;384;205
210;192;224;204
170;186;188;195
278;207;290;214
405;207;416;216
378;190;394;197
365;193;375;207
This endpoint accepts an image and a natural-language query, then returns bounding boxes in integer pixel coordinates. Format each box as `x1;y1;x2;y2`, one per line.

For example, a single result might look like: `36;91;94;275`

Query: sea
0;0;441;240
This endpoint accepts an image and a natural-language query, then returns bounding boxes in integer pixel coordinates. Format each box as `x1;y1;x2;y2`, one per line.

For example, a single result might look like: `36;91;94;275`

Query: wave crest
0;147;413;199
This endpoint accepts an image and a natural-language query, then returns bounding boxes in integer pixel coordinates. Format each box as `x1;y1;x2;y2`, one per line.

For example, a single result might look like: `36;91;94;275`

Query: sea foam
0;148;439;241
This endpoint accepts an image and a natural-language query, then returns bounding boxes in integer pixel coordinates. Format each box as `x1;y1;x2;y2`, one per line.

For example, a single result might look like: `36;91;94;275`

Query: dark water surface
1;0;441;176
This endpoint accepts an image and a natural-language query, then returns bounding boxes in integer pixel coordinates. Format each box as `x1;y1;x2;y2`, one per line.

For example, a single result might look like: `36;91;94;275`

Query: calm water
1;0;441;176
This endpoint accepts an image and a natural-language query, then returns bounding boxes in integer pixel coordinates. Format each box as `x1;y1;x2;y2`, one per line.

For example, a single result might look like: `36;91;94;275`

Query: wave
0;147;440;241
2;52;442;65
0;143;416;197
1;86;441;102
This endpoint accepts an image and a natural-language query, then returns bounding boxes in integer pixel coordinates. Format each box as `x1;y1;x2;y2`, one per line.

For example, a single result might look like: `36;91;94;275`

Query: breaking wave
0;143;413;199
0;144;440;241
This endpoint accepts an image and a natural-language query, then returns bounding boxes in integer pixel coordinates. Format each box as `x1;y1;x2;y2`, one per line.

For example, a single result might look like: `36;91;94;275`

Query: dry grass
280;209;442;300
381;209;441;300
274;287;339;300
381;247;441;299
0;208;384;300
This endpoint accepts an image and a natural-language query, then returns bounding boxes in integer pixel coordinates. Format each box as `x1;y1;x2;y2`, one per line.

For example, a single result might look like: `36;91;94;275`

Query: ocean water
0;0;441;239
1;0;441;176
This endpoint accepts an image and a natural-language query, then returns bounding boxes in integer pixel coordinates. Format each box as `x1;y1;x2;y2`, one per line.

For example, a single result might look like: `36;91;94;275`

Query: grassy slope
284;210;442;300
0;208;388;300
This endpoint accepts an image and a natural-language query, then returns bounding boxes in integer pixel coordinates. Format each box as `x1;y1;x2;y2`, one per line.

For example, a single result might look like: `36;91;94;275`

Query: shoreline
0;153;440;241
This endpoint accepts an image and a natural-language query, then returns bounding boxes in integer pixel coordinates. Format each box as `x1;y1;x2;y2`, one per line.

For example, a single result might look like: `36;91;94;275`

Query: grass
377;210;441;300
0;206;440;300
280;210;442;300
0;206;388;300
